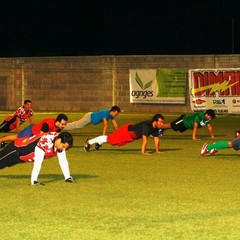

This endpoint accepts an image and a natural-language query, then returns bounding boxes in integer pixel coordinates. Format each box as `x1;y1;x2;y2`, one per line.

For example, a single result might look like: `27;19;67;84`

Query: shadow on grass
83;148;181;153
70;132;104;137
0;173;99;183
204;154;240;159
157;209;240;223
163;134;227;139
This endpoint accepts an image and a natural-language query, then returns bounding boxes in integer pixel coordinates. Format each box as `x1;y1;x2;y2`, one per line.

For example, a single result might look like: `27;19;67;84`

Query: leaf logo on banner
135;72;153;90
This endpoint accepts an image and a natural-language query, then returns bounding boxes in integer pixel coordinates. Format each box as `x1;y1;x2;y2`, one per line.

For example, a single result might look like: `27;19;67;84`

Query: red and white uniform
13;132;70;184
14;132;59;162
33;132;70;184
4;106;33;130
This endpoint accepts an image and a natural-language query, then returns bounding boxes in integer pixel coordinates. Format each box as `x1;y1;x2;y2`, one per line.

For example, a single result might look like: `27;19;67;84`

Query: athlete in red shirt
0;113;68;147
0;100;34;133
0;131;75;185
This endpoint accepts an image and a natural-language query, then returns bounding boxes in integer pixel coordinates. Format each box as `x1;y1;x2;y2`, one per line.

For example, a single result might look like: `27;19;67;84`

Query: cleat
32;181;45;186
210;148;217;156
65;176;76;183
95;143;102;151
201;143;209;157
0;141;7;148
84;139;91;152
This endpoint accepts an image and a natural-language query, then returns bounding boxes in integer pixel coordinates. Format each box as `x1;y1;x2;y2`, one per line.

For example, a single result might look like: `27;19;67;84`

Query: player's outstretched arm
141;135;150;155
192;122;200;140
207;124;215;139
15;117;21;134
102;118;108;135
29;116;34;125
111;119;118;130
154;136;164;154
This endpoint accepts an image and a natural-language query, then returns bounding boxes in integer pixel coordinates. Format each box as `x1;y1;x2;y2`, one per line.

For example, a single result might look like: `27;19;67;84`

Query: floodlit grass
0;112;240;239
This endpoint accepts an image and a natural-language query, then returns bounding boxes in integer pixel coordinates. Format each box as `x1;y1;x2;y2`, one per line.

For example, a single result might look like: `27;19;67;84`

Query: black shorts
0;143;23;169
170;115;188;132
0;121;11;132
232;138;240;150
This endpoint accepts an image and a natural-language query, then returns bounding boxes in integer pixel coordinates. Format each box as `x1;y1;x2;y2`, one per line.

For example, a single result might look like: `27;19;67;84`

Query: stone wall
0;55;239;113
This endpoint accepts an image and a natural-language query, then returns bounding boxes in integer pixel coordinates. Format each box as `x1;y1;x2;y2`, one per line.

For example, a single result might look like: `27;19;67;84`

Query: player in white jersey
0;131;75;186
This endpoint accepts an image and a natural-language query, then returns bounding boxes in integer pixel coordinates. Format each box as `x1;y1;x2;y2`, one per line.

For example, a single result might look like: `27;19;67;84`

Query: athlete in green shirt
170;109;216;140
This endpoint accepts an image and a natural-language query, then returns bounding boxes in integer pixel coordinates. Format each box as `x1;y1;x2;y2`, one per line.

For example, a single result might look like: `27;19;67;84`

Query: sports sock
88;135;107;145
207;140;228;151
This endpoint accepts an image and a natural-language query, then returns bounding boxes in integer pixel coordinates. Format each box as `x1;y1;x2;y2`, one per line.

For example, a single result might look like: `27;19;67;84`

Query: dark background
0;1;239;57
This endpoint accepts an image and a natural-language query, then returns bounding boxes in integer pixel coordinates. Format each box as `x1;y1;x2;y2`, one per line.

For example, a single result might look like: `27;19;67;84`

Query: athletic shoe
95;143;102;151
0;141;7;148
65;176;76;183
84;139;91;152
32;181;45;186
201;143;209;157
210;148;217;156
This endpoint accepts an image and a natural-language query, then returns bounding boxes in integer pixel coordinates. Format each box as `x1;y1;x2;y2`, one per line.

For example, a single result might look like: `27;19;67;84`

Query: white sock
88;135;107;145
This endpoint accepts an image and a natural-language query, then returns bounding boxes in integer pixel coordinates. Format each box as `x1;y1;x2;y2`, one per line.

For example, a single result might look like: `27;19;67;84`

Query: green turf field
0;111;240;239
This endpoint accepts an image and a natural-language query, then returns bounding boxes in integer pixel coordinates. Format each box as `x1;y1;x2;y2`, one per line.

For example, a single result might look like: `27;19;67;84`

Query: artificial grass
0;112;240;239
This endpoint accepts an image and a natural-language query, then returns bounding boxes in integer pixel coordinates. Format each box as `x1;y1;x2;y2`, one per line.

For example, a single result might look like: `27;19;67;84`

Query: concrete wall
0;55;239;113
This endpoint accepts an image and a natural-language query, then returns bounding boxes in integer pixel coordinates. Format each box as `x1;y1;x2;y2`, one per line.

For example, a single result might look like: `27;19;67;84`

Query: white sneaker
201;143;209;157
210;148;217;156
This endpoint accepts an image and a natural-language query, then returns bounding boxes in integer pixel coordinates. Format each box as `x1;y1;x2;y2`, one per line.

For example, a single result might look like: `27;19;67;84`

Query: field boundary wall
0;55;239;113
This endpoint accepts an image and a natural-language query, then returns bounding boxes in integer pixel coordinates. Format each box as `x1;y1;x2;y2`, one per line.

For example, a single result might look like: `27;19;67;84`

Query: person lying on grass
201;130;240;157
84;113;167;155
0;131;76;186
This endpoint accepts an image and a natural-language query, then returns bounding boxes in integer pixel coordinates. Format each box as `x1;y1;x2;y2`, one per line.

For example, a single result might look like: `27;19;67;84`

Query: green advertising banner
129;69;186;104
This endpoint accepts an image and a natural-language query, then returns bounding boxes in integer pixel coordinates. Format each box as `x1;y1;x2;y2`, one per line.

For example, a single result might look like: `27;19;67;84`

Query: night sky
0;1;239;57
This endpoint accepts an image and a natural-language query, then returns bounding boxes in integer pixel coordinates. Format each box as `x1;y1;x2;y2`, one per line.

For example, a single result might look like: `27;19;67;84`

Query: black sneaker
65;176;76;183
0;141;7;148
95;143;102;151
84;139;91;152
32;181;45;186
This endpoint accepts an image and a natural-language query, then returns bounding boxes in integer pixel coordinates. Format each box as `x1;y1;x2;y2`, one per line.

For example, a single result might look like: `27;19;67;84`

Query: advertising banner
129;69;186;104
189;69;240;114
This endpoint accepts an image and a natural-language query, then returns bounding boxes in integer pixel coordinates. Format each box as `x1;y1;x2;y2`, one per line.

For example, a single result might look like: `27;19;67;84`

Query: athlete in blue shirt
64;106;121;135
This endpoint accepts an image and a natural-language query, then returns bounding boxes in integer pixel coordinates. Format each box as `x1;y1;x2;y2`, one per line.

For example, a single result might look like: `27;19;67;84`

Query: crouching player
0;131;76;186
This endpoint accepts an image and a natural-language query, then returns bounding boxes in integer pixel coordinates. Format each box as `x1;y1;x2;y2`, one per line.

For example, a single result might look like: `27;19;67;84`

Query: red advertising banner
189;69;240;114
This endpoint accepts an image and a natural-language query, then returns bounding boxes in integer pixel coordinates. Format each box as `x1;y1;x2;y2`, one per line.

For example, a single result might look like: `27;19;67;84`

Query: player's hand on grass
142;152;151;155
192;138;200;140
156;151;165;154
